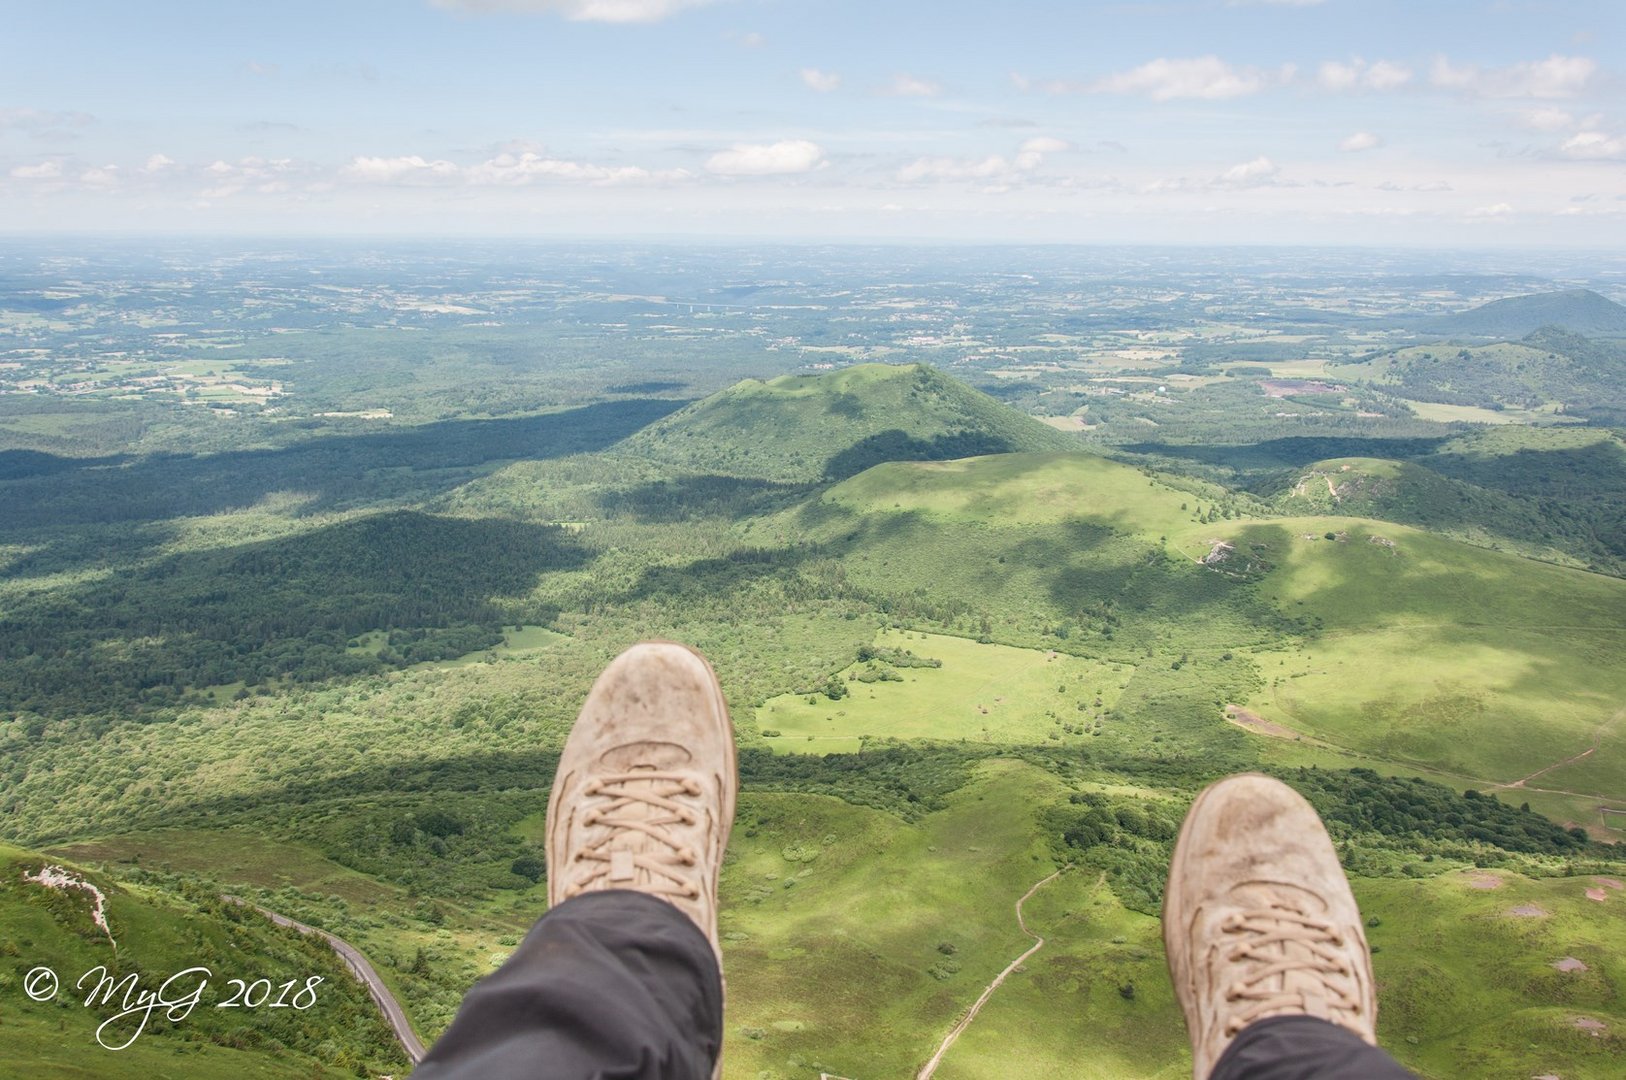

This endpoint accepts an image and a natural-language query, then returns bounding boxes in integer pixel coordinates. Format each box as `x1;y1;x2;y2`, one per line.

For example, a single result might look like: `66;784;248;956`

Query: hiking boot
1163;773;1377;1079
547;641;737;965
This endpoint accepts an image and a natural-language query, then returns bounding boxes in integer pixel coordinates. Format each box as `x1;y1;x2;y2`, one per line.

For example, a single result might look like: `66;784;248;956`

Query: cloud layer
429;0;720;22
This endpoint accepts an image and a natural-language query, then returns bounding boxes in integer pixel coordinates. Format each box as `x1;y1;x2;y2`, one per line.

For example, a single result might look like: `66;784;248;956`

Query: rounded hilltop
619;362;1076;483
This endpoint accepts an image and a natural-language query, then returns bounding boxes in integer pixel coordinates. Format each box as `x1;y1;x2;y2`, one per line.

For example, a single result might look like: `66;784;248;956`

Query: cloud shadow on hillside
823;430;1020;481
0;398;686;532
597;475;815;523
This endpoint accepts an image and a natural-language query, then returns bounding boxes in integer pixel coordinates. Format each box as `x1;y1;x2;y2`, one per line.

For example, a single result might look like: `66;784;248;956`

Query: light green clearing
346;624;570;670
823;450;1210;538
1404;400;1577;425
756;629;1127;754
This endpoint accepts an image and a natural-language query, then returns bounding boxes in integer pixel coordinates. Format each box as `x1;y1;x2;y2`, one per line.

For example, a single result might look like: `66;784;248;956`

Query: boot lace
1220;903;1361;1036
563;770;704;901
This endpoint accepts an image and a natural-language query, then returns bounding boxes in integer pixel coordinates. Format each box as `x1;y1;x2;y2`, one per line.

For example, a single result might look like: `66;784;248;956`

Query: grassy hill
6;363;1626;1080
1332;328;1626;425
619;363;1076;482
0;842;404;1078
1421;288;1626;338
1269;457;1586;566
792;451;1626;811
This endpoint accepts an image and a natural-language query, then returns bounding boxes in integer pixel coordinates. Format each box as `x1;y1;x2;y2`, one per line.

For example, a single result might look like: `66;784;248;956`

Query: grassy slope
719;760;1137;1079
0;842;402;1078
1269;457;1582;567
728;759;1626;1080
1210;517;1626;798
811;451;1626;804
1363;870;1626;1079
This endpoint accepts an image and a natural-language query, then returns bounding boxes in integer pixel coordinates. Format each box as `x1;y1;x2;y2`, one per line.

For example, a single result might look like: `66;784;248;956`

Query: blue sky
3;0;1623;244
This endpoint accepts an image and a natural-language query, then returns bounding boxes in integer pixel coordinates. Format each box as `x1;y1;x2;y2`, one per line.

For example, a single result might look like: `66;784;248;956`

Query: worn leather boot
1164;773;1378;1079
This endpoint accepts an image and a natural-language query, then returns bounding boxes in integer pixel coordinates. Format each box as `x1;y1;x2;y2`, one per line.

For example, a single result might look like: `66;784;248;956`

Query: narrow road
915;865;1087;1080
223;895;427;1065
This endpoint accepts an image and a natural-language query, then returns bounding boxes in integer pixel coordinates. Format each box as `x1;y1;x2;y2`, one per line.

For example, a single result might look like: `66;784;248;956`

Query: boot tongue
599;741;695;770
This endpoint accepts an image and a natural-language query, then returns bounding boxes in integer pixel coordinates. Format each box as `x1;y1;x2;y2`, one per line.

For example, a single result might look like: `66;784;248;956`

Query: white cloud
737;31;764;48
0;107;95;131
198;156;303;197
800;68;841;93
141;153;177;174
79;164;119;187
430;0;720;21
467;151;674;184
338;150;678;186
1227;0;1324;5
898;155;1014;182
1430;54;1595;98
1376;180;1448;192
1216;156;1281;188
898;137;1069;183
1516;107;1577;131
1466;202;1514;218
1338;131;1382;152
9;160;63;180
1090;56;1289;100
886;74;942;98
1561;131;1626;160
1364;61;1413;91
1019;136;1070;155
705;139;824;176
242;60;279;77
1318;58;1412;92
340;155;462;184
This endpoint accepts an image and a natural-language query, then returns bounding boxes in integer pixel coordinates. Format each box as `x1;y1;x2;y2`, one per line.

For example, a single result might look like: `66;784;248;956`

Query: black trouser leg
1208;1016;1417;1080
412;890;723;1080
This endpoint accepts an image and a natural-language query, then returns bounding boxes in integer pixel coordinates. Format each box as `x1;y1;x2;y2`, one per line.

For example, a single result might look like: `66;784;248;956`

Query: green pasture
821;450;1212;538
1199;518;1626;796
1405;401;1561;425
1360;869;1626;1079
717;760;1077;1078
932;874;1188;1080
713;762;1626;1080
348;623;571;671
756;629;1126;754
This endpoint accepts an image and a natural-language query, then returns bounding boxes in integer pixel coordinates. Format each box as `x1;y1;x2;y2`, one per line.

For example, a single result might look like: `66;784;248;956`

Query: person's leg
415;641;737;1080
1208;1016;1415;1080
1163;774;1418;1080
412;890;722;1079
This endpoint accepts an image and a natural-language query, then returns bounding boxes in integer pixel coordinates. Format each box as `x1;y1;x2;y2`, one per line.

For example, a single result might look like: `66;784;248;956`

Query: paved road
223;895;427;1064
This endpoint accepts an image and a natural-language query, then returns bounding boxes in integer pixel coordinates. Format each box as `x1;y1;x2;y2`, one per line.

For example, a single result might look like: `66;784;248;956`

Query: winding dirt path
915;866;1091;1080
223;895;427;1064
1506;746;1597;789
